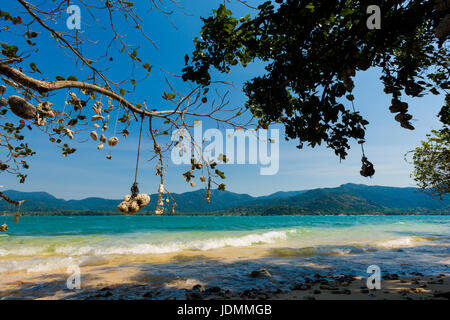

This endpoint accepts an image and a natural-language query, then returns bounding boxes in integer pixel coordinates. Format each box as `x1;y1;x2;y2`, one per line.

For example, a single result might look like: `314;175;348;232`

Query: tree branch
0;191;25;206
0;61;147;116
0;61;245;123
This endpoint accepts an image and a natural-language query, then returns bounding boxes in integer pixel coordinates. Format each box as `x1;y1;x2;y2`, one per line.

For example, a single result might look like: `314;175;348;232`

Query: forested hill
0;184;448;215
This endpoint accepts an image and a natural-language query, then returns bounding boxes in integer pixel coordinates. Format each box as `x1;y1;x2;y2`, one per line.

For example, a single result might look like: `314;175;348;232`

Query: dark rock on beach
249;269;271;278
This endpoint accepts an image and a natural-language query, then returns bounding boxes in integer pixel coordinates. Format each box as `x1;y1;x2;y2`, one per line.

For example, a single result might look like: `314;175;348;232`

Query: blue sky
0;0;446;200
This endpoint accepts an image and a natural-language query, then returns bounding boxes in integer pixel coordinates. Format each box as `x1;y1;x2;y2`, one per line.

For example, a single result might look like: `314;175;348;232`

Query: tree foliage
182;0;449;159
409;94;449;198
0;0;449;213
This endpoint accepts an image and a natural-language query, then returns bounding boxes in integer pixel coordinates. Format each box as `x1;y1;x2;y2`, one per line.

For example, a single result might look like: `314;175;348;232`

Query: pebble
249;269;271;278
192;284;205;292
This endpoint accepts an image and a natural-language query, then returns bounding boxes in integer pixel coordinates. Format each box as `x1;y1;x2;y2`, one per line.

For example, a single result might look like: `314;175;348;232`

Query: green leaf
162;92;176;100
29;62;41;73
215;169;226;179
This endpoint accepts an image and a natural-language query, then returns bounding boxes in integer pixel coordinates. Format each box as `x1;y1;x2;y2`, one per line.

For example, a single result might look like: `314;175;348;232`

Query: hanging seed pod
158;184;164;193
36;101;55;118
35;114;47;126
0;85;6;96
108;137;119;147
171;204;175;214
97;143;104;150
117;193;150;214
200;176;206;182
157;194;164;207
400;121;415;130
91;115;104;121
92;103;102;115
394;113;412;123
0;97;7;107
190;181;195;187
106;154;112;160
360;156;375;177
155;206;164;215
100;134;107;143
0;224;8;232
389;100;408;113
342;68;355;78
93;123;100;128
90;131;98;141
68;92;83;110
206;190;211;203
63;128;74;139
343;77;354;92
8;95;37;120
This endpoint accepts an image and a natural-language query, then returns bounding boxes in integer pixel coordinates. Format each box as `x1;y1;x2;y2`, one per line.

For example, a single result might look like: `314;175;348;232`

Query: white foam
0;255;110;274
0;246;46;257
375;237;419;248
54;230;289;256
0;230;289;274
0;256;78;273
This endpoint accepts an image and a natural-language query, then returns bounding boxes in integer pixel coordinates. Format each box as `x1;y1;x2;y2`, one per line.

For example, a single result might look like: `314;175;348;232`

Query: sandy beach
1;262;448;300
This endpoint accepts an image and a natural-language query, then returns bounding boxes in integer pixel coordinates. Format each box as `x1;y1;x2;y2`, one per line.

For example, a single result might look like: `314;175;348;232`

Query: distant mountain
338;183;446;210
0;184;448;215
258;190;307;200
0;189;255;213
226;184;449;215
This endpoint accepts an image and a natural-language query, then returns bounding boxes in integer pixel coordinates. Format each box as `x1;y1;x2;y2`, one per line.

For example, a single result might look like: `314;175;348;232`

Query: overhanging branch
0;61;149;116
0;191;25;206
0;61;241;121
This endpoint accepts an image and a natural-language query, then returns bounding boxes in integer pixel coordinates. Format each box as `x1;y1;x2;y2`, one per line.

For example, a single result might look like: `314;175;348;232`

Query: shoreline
1;245;449;300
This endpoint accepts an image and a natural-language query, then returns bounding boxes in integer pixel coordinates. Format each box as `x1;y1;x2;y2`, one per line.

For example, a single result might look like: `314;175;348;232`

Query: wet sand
0;259;448;300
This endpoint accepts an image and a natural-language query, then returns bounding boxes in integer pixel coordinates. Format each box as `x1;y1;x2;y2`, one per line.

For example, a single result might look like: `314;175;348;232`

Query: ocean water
0;215;449;296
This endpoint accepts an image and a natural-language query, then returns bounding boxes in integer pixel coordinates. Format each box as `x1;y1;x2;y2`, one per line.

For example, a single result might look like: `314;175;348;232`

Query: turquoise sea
0;215;449;296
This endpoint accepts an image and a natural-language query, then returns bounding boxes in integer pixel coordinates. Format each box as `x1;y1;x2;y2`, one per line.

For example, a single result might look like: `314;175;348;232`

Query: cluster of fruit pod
1;88;55;127
389;99;414;130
